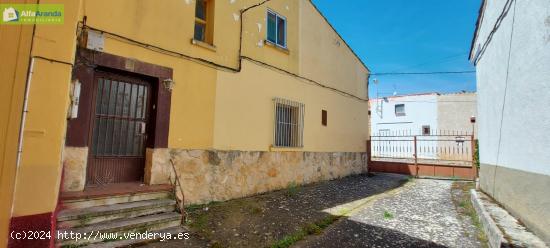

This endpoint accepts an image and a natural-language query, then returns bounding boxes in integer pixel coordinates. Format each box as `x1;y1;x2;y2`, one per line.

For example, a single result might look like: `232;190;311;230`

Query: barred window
273;98;304;147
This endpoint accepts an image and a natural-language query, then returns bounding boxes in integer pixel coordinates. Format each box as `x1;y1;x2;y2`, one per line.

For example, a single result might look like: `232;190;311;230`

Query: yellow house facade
0;0;369;246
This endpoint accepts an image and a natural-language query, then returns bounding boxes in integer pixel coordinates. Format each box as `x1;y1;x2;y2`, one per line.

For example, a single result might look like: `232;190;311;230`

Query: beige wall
479;164;550;243
437;93;477;134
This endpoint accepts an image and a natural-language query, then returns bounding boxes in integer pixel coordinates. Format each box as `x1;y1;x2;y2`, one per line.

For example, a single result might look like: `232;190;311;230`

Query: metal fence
371;131;475;164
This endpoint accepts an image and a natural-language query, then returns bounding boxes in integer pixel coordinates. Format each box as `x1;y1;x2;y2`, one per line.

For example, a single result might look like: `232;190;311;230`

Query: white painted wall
471;0;550;176
370;94;439;159
370;93;439;136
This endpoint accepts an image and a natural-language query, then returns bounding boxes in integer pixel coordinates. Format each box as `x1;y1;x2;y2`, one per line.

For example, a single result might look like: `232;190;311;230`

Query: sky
311;0;482;99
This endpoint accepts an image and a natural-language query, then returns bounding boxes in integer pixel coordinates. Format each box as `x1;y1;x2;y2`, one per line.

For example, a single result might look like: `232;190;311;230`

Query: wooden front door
86;71;152;185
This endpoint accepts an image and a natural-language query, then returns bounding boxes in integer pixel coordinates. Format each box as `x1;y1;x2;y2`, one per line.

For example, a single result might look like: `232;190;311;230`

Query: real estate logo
3;7;19;22
0;4;63;25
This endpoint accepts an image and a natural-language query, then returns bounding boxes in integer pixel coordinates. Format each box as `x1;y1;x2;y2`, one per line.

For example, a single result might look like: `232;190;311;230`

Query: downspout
15;58;34;169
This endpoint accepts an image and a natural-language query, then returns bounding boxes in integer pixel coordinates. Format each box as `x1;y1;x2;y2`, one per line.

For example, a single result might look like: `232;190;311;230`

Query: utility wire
387;52;470;73
370;71;476;76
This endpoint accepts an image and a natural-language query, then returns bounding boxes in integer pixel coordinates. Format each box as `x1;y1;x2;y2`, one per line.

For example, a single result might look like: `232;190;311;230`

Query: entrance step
57;199;176;229
60;184;174;209
57;212;182;247
56;184;184;247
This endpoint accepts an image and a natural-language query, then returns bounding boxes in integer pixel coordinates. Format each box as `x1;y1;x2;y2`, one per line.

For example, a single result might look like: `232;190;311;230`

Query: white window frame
266;9;287;49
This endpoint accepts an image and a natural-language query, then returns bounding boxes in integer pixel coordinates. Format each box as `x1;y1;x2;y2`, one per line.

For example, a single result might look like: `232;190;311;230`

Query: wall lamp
163;78;175;92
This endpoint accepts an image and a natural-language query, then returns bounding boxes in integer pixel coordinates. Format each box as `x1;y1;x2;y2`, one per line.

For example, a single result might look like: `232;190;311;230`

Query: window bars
273;98;304;148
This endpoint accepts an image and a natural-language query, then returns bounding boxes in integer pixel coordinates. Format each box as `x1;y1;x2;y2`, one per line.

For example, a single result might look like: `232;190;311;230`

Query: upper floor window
395;104;405;116
194;0;214;44
267;10;286;48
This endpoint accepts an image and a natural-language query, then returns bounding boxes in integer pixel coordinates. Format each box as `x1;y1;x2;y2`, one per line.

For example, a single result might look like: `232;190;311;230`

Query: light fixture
163;78;175;91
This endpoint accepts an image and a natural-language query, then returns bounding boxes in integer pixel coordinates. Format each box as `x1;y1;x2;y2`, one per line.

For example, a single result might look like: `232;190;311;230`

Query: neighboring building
470;0;550;243
369;92;477;136
0;0;369;246
369;92;477;160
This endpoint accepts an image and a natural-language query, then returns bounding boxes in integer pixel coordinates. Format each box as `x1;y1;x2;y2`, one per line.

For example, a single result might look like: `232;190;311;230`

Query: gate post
366;139;372;165
471;135;477;180
414;136;418;178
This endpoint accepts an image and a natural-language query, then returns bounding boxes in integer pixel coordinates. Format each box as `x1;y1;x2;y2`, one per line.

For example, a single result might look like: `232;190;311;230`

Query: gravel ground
142;173;409;248
297;179;483;248
142;175;483;248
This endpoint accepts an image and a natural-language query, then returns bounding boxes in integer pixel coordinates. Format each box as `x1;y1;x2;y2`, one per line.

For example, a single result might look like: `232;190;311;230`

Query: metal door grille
87;72;151;185
273;98;304;148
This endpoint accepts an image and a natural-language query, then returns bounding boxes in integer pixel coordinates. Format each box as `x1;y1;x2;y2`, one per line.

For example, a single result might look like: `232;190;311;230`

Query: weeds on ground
383;210;394;219
451;182;488;247
286;182;301;197
271;215;341;248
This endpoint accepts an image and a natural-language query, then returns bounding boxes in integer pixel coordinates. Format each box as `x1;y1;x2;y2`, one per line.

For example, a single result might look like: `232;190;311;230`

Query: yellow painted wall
213;60;369;152
8;0;80;218
298;0;369;99
0;0;36;245
213;0;369;152
1;0;369;238
79;0;369;152
241;0;301;74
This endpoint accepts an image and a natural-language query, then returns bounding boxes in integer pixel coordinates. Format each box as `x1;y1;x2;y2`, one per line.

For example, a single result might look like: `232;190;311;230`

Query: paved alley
297;178;483;248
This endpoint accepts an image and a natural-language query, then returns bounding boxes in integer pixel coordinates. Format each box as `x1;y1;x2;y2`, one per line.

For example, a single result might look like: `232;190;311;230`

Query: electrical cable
370;71;476;76
77;0;370;102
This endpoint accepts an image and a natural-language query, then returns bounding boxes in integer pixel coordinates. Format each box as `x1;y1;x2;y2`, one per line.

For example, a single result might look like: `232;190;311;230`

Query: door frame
85;70;154;185
65;48;173;186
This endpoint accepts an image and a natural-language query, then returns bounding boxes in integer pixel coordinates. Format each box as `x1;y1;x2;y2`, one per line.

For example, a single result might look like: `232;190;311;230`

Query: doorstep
60;182;173;201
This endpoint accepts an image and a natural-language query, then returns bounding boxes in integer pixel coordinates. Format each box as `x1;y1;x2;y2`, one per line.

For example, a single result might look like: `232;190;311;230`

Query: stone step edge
470;189;505;248
58;199;177;221
61;191;172;204
57;212;182;242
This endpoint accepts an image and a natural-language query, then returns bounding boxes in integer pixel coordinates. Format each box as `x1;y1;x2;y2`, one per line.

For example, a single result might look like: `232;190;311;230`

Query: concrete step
57;199;177;229
62;191;173;209
56;212;182;247
82;226;188;248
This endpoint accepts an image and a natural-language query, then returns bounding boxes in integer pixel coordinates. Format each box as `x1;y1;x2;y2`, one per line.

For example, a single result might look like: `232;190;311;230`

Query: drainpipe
16;57;34;170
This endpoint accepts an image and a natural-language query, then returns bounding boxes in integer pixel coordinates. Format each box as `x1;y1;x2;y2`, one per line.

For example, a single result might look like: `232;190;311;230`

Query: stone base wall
145;149;368;205
61;147;88;192
479;163;550;244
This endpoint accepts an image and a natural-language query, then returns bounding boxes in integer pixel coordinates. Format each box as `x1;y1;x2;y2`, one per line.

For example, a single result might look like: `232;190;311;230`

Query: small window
194;0;214;44
321;110;327;126
267;10;286;48
273;98;304;147
422;125;431;135
395;104;405;116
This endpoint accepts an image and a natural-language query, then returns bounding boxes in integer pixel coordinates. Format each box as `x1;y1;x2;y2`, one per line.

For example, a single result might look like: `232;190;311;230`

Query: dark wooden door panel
87;71;151;186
